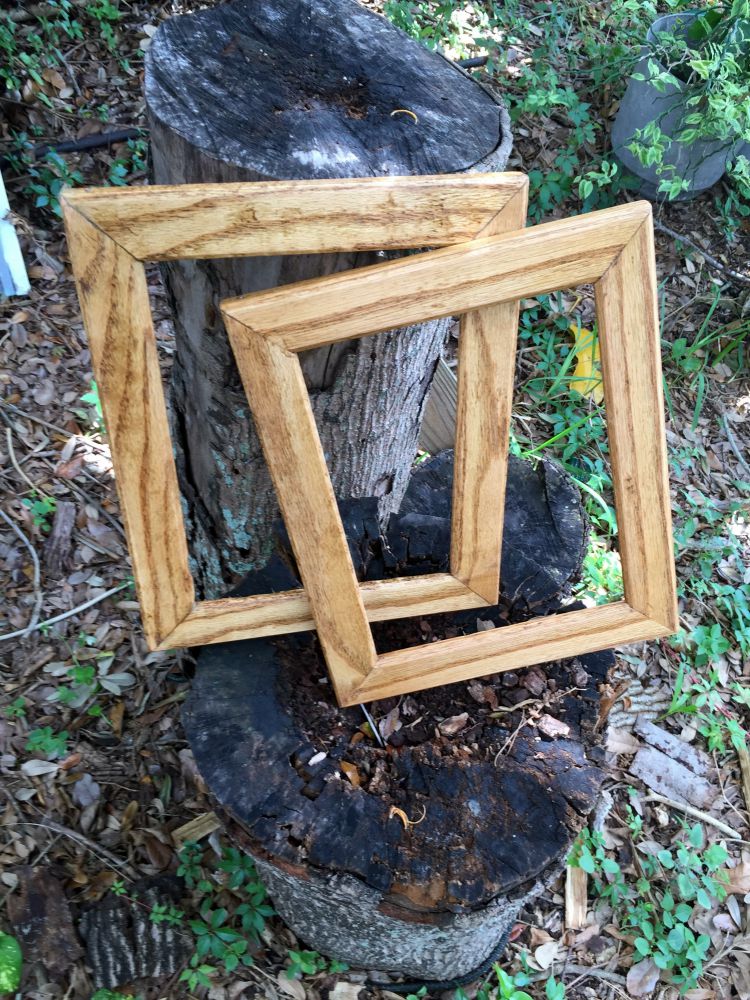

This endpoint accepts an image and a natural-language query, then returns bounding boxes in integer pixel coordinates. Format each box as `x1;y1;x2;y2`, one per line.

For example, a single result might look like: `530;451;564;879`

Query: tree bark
184;454;608;982
144;0;512;598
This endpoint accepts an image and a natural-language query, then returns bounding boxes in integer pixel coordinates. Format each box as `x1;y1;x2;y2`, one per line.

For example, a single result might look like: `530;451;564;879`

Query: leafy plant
22;491;57;532
4;697;26;719
78;380;105;434
25;726;69;760
626;1;750;198
570;819;729;992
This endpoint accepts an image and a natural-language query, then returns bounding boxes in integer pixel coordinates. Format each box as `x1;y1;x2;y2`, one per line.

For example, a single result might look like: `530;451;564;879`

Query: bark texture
144;0;512;597
183;454;611;980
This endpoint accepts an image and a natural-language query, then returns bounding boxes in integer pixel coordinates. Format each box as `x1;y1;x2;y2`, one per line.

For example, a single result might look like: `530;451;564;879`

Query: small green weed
25;726;69;760
570;817;729;993
76;379;106;435
22;492;57;532
4;697;26;719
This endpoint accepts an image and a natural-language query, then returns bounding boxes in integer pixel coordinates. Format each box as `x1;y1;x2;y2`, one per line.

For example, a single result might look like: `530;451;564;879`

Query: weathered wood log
145;0;512;597
79;875;191;990
184;454;611;982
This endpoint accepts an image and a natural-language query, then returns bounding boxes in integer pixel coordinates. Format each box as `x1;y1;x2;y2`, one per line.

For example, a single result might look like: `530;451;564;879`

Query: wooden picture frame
221;200;678;706
60;173;529;675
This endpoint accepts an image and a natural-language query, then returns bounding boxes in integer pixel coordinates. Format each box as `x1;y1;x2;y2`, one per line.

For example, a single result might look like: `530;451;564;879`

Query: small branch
13;820;140;879
0;580;130;643
4;426;45;496
721;412;750;481
0;507;43;636
654;220;750;287
640;793;742;840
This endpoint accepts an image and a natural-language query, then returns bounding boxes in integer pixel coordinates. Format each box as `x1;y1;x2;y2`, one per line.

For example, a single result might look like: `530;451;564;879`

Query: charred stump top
145;0;510;180
184;454;611;915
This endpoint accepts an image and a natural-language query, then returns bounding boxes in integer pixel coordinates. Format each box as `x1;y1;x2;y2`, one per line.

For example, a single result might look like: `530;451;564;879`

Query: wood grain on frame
450;182;528;604
596;218;678;631
61;174;528;260
161;573;496;649
225;319;377;703
61;202;194;647
345;603;670;706
60;174;529;655
225;202;649;351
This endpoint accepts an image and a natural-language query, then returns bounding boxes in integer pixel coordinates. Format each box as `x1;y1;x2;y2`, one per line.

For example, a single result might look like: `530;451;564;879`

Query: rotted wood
79;875;191;990
184;454;611;979
144;0;513;597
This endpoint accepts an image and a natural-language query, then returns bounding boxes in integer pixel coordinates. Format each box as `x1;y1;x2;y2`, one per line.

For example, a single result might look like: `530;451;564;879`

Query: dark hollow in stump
184;454;613;982
145;0;513;597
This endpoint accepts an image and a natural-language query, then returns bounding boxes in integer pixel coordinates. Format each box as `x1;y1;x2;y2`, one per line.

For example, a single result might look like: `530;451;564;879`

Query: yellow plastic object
569;323;604;403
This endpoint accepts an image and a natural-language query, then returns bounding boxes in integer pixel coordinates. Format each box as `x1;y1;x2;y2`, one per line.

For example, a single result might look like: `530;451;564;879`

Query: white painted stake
0;169;30;298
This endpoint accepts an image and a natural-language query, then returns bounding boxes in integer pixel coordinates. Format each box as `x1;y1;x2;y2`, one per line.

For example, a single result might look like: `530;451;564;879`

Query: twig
640;793;742;839
721;412;750;481
0;399;110;454
0;580;130;643
530;963;627;988
654;220;750;287
11;820;140;879
4;426;47;496
0;507;43;635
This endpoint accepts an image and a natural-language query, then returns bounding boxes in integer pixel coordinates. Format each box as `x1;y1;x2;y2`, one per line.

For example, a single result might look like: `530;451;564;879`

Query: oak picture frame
60;173;530;686
221;200;678;706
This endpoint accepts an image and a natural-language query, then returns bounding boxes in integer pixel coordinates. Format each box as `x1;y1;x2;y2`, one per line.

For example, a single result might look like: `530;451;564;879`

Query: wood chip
630;746;715;810
537;714;570;739
171;811;221;847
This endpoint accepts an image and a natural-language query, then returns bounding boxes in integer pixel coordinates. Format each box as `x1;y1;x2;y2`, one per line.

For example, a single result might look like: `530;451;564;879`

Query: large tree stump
184;454;611;983
145;0;512;597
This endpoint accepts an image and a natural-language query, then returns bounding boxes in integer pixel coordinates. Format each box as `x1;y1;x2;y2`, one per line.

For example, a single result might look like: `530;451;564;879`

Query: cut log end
184;454;612;978
146;0;507;180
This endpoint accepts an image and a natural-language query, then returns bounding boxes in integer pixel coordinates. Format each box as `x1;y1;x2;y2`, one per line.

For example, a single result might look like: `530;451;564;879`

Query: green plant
625;1;750;199
90;991;136;1000
77;379;106;434
25;726;69;760
570;818;729;992
173;841;274;989
0;932;22;996
4;697;26;719
22;491;57;532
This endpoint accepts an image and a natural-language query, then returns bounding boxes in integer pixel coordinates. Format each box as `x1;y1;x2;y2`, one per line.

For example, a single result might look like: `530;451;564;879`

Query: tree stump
184;454;612;983
144;0;512;597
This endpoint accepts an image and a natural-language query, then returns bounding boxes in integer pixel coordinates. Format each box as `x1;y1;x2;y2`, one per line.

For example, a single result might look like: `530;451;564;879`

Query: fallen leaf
606;727;641;755
72;773;101;809
725;861;750;895
568;324;603;403
340;760;361;788
277;973;306;1000
329;985;363;1000
378;706;401;741
534;940;559;970
626;956;660;996
21;759;59;777
438;712;469;736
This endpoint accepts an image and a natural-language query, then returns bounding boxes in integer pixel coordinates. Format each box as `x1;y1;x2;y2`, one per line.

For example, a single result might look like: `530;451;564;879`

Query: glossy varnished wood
62;175;528;260
61;174;527;654
222;198;677;704
62;202;194;647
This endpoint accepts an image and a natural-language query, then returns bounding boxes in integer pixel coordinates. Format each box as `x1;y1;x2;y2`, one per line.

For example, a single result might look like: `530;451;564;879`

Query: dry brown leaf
626;957;660;996
438;712;469;736
340;760;361;788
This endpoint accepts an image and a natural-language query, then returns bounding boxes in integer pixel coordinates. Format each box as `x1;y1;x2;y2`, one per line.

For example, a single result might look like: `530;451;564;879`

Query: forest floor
1;2;750;1000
